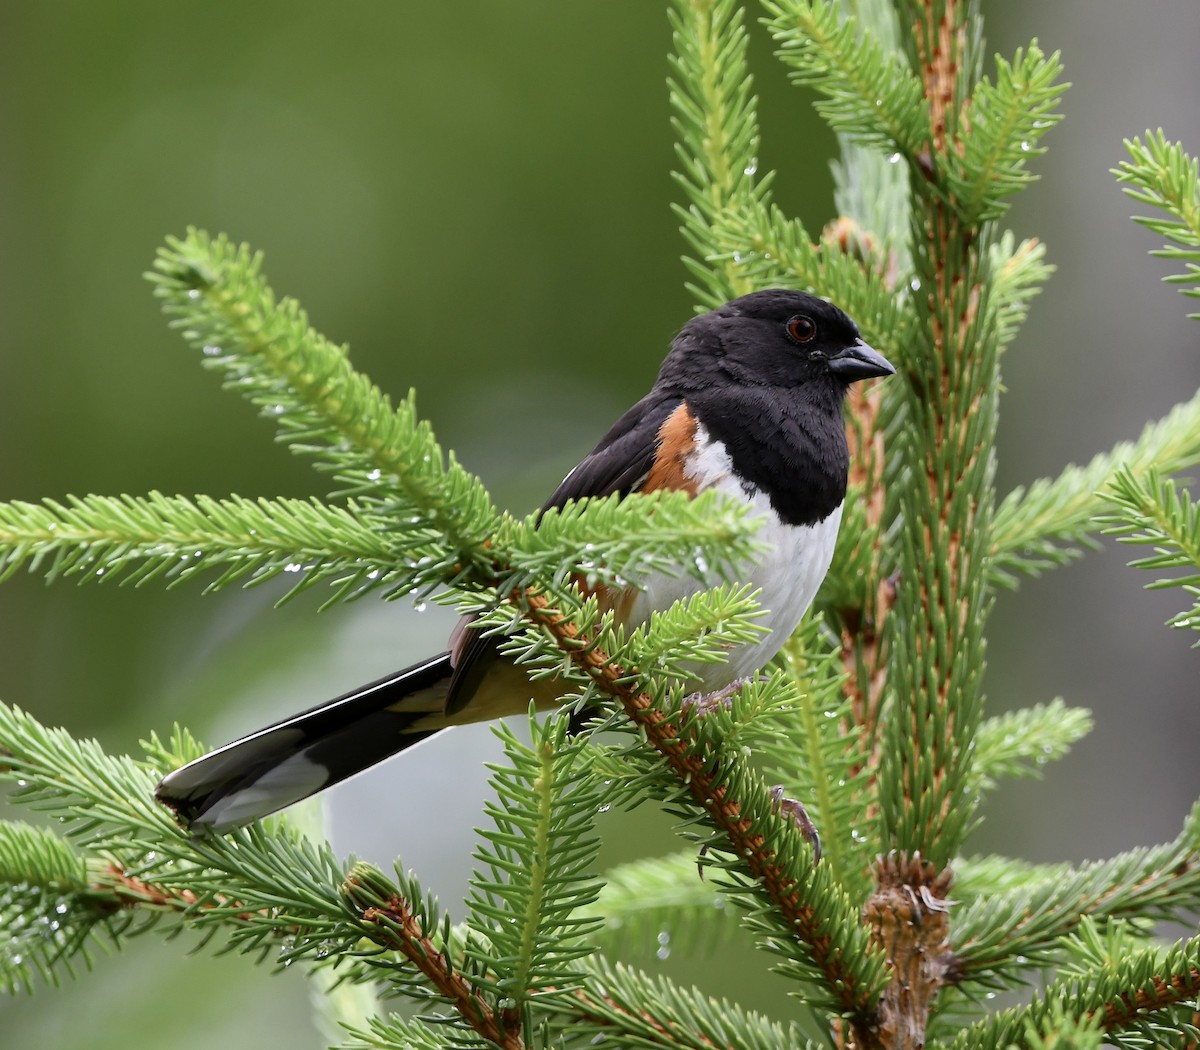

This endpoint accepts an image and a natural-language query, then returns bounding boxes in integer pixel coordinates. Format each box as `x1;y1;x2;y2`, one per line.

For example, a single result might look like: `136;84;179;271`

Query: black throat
686;385;849;527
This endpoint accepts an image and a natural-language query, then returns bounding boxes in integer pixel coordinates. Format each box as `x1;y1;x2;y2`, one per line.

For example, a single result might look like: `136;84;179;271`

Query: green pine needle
947;44;1067;224
148;228;498;558
1100;466;1200;639
972;699;1093;790
1114;131;1200;315
464;714;605;1006
952;806;1200;986
763;0;927;159
991;387;1200;585
0;490;442;608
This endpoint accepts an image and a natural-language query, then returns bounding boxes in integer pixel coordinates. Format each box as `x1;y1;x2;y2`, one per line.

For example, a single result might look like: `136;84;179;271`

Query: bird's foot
770;785;822;862
680;676;753;716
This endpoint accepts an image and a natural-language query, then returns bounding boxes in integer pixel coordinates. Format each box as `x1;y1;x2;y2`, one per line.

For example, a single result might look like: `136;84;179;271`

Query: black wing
444;392;681;715
540;392;681;511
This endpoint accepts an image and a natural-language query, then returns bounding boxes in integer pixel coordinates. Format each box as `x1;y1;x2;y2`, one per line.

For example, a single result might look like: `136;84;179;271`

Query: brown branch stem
519;590;878;1039
355;889;523;1050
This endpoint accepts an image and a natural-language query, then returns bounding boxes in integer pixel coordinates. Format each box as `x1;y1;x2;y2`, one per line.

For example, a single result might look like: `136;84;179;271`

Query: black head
658;288;894;395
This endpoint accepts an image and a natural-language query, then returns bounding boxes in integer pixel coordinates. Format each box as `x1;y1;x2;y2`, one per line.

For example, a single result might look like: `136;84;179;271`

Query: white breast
625;425;843;689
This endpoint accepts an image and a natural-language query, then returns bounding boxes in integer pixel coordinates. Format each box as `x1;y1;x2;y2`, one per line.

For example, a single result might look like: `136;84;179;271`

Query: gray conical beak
828;339;895;381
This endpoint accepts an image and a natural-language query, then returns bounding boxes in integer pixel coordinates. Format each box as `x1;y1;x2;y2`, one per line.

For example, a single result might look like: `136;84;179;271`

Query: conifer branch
556;957;819;1050
464;718;605;1013
343;863;524;1050
879;0;994;868
517;590;887;1033
1113;131;1200;315
990;389;1200;584
1100;467;1200;638
950;806;1200;983
763;0;927;158
946;45;1066;224
0;491;415;607
971;699;1093;790
669;0;762;306
947;937;1200;1050
0;822;135;993
148;229;497;559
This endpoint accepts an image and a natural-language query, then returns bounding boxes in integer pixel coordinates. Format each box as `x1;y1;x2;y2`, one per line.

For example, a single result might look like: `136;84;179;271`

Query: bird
155;288;895;832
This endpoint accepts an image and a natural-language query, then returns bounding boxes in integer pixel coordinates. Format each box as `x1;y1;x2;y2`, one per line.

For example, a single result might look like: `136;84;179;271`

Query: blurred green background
1;2;1197;1046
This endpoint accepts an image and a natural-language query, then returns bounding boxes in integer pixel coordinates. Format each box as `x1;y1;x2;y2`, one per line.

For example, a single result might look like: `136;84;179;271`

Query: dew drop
202;344;223;357
888;152;902;164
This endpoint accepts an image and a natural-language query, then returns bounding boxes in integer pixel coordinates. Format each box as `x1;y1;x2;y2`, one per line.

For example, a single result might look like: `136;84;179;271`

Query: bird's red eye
786;315;816;344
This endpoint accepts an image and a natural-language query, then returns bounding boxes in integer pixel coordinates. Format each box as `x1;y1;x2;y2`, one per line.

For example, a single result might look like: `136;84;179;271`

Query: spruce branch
971;699;1093;791
947;44;1067;224
0;703;364;970
0;491;421;608
464;717;605;1011
0;821;134;993
1099;467;1200;639
878;0;998;867
553;956;821;1050
342;863;523;1050
946;936;1200;1050
950;804;1200;985
990;389;1200;585
516;590;888;1032
148;228;497;558
762;0;928;159
668;0;763;306
1113;131;1200;315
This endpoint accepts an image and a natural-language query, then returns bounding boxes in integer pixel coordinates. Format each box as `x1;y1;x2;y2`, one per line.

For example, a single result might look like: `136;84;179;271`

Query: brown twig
351;883;523;1050
1100;968;1200;1030
519;590;879;1040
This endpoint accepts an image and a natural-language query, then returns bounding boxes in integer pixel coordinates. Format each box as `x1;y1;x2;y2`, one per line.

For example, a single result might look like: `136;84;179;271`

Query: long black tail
155;654;453;832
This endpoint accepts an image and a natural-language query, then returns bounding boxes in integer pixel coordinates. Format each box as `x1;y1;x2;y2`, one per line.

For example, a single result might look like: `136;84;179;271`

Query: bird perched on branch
157;289;895;832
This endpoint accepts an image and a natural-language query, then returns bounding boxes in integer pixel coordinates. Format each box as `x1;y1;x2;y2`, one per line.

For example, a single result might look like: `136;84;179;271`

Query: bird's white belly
624;428;843;689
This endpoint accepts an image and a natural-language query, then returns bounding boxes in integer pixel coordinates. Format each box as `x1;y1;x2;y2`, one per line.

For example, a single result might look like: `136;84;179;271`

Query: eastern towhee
156;289;895;832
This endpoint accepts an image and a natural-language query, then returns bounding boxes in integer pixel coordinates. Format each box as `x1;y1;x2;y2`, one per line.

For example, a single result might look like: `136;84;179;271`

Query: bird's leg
679;676;753;715
769;785;822;861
